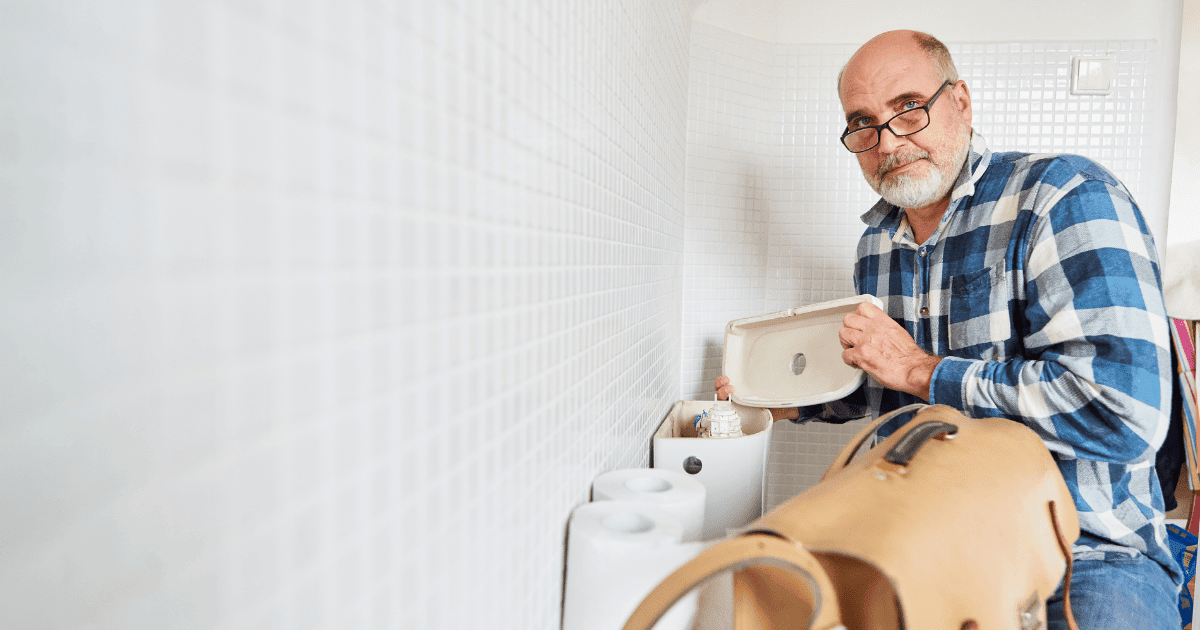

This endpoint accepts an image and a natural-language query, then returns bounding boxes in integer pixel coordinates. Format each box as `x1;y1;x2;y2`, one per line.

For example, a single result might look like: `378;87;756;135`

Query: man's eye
850;118;871;130
902;99;920;110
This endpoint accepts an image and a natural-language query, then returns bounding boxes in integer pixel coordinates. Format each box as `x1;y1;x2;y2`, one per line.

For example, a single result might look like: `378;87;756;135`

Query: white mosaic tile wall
0;2;693;629
681;25;776;392
681;25;1166;508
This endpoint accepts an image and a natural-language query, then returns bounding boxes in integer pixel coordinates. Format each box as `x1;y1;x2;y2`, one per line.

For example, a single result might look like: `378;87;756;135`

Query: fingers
714;375;734;400
842;347;859;369
842;313;865;337
857;301;884;317
839;326;855;349
843;302;883;332
841;325;872;352
843;301;891;348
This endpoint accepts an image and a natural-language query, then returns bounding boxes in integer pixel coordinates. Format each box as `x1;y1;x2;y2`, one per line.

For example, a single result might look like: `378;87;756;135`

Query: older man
718;30;1180;629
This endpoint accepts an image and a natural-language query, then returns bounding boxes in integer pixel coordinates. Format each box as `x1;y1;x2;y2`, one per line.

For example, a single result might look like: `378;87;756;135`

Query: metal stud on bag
1019;592;1042;630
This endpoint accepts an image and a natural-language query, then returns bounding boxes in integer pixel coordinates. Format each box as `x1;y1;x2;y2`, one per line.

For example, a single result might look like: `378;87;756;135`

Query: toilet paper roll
563;500;705;630
592;468;707;542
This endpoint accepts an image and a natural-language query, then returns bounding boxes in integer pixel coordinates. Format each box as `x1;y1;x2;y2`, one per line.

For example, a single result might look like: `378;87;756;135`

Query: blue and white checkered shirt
801;131;1180;583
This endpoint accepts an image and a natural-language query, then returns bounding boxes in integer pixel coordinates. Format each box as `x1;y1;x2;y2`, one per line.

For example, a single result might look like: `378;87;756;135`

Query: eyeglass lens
842;108;930;153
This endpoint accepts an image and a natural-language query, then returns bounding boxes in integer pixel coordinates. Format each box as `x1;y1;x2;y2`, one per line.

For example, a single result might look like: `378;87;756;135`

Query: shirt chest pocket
945;264;1018;360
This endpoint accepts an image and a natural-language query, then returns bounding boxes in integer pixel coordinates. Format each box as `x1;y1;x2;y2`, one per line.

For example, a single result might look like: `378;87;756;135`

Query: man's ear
952;80;973;128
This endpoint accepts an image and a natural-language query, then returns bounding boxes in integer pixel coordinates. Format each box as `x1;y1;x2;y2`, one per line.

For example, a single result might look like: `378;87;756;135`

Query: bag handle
1049;500;1080;630
882;420;958;466
822;403;930;480
621;534;844;630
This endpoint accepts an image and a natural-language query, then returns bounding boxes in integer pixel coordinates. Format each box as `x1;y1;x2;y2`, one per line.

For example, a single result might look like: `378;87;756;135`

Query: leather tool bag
623;404;1081;630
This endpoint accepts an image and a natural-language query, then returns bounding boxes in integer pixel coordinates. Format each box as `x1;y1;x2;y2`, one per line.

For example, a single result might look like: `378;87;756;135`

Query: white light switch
1072;56;1114;95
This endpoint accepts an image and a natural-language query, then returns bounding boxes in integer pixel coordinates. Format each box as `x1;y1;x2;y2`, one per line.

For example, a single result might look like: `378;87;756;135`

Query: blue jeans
1046;556;1181;630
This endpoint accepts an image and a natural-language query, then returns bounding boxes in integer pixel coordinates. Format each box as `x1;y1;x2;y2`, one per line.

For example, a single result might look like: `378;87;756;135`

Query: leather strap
1049;500;1079;630
883;420;958;466
823;403;930;480
621;534;844;630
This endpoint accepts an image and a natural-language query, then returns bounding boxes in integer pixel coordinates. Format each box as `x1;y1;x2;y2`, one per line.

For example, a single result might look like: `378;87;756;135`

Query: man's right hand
713;375;797;421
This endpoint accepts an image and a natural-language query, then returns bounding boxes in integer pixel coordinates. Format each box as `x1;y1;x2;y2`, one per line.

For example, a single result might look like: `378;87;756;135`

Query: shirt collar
859;131;992;234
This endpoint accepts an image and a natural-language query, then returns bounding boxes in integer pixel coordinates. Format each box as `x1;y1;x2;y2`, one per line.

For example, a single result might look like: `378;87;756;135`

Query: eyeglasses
840;81;954;153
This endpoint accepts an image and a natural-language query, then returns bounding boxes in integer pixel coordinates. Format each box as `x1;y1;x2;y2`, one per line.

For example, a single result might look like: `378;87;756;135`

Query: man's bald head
838;30;958;98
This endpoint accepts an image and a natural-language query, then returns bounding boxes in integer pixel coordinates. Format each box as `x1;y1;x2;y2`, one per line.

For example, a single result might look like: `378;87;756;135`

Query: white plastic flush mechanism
700;397;743;439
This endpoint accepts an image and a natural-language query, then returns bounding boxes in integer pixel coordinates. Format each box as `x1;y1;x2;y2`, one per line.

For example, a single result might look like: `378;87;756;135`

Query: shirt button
920;307;929;316
918;248;927;257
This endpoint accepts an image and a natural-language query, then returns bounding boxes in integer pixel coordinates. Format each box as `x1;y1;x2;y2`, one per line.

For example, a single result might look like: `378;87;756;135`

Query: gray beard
870;131;971;209
878;163;947;209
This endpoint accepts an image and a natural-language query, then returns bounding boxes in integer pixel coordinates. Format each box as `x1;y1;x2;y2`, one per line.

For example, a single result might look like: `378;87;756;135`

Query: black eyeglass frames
840;80;955;153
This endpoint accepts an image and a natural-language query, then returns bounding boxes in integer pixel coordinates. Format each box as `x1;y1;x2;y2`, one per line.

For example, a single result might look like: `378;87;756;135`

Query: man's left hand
839;301;941;401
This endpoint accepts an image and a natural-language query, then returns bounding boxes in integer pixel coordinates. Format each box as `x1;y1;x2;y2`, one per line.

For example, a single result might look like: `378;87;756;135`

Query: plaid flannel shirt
799;132;1180;583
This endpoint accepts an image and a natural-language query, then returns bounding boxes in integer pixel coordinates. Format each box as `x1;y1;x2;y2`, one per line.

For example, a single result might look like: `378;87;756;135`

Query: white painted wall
1166;0;1200;307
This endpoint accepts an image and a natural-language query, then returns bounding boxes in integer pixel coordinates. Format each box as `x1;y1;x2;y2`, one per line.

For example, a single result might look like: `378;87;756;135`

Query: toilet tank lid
721;294;882;408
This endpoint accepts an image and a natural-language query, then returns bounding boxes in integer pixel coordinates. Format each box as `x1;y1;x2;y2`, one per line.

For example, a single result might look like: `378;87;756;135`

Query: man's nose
875;125;907;154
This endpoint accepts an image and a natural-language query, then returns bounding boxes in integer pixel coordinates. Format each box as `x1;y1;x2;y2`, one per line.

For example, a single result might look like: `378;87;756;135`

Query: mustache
876;151;931;178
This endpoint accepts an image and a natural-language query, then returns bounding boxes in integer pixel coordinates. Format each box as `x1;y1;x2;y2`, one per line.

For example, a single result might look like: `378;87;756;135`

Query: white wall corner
1167;0;1199;254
